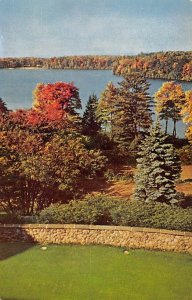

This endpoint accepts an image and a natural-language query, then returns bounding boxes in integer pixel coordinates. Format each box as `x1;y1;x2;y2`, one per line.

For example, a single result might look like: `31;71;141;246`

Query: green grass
0;243;191;300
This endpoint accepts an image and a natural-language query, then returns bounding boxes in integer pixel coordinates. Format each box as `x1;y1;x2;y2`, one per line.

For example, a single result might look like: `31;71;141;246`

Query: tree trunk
173;120;177;137
165;119;168;135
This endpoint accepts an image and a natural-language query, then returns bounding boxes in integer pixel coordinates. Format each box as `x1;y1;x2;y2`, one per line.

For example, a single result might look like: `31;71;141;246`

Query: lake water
0;69;192;137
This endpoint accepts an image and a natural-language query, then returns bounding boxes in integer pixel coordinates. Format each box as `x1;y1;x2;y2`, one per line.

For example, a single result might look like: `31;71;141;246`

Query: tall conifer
0;98;8;116
112;72;152;152
82;94;101;136
134;122;181;204
98;72;152;154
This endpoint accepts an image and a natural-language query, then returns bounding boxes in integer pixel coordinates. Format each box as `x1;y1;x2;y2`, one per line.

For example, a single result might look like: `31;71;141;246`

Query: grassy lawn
0;243;191;300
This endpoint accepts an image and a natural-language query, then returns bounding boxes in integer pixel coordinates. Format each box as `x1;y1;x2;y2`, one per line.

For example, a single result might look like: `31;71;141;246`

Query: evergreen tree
0;98;8;128
113;72;152;153
82;94;101;136
97;82;117;135
98;72;152;154
134;122;181;204
0;98;8;116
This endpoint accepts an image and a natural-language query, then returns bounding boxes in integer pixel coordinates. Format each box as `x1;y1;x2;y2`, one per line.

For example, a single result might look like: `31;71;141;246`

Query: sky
0;0;192;57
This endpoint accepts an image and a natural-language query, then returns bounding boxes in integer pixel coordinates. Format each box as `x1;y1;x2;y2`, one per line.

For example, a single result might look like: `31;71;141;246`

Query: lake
0;69;192;137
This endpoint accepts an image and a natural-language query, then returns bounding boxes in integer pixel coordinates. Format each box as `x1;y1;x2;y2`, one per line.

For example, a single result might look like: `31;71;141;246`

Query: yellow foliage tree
182;90;192;143
154;81;185;136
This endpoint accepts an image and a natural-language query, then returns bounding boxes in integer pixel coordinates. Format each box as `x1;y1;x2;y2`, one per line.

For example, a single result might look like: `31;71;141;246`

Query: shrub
111;201;192;231
0;213;37;224
38;194;192;231
179;194;192;208
0;213;21;224
177;145;192;165
104;169;134;182
38;194;119;225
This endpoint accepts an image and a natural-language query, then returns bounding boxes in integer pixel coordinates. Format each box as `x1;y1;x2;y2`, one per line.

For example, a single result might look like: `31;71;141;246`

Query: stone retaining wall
0;224;191;253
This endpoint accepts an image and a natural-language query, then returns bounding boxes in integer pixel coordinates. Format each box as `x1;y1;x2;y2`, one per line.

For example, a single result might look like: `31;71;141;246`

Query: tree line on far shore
0;50;192;81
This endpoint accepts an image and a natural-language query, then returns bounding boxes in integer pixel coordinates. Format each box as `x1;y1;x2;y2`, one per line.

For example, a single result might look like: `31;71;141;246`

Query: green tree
134;122;181;204
97;82;117;135
0;98;8;115
0;98;8;127
82;94;101;136
98;72;152;154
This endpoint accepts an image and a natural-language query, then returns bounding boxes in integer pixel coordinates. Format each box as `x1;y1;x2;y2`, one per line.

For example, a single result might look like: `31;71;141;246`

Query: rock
41;246;47;250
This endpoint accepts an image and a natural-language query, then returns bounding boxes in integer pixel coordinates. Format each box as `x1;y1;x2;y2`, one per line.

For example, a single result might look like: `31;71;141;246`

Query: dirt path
85;165;192;199
180;165;192;180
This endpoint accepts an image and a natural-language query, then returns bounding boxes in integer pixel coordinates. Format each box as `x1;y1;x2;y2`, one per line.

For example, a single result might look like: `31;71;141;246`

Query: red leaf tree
10;82;82;129
33;82;81;115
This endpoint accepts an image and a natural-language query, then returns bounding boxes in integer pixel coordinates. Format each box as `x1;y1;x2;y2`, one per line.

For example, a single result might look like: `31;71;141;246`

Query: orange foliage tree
154;82;185;137
9;82;81;131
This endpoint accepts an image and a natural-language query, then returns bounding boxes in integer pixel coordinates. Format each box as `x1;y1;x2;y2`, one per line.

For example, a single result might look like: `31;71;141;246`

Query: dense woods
113;51;192;81
0;56;116;70
97;73;152;157
0;51;191;81
0;71;192;217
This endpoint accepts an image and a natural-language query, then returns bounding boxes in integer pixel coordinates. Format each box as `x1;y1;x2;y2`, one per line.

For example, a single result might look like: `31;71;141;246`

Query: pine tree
112;72;152;153
82;94;101;136
98;72;152;154
134;122;181;204
0;98;8;116
0;98;8;128
97;82;117;135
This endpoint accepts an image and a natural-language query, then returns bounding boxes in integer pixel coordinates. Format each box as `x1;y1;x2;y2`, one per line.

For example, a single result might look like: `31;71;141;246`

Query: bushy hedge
38;195;119;225
38;194;192;232
0;213;21;224
0;213;36;224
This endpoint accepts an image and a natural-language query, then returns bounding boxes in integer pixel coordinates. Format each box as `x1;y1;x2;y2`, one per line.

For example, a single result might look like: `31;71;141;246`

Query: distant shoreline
8;67;45;70
6;67;111;70
0;51;191;82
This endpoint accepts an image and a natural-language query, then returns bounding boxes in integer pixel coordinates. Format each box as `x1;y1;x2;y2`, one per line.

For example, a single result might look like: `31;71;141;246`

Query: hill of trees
0;51;191;81
113;51;192;82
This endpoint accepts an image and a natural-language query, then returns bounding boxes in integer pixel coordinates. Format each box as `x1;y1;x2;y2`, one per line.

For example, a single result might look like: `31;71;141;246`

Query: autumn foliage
0;51;191;81
33;82;81;114
113;51;192;81
0;76;191;216
154;81;185;136
182;90;192;143
9;82;81;130
0;82;106;214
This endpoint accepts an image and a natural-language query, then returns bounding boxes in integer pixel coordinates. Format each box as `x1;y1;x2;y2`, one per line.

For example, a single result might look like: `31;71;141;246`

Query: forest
0;71;192;228
0;51;191;81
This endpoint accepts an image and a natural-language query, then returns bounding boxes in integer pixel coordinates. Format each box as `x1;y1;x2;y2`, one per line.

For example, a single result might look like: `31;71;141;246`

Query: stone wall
0;224;191;253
